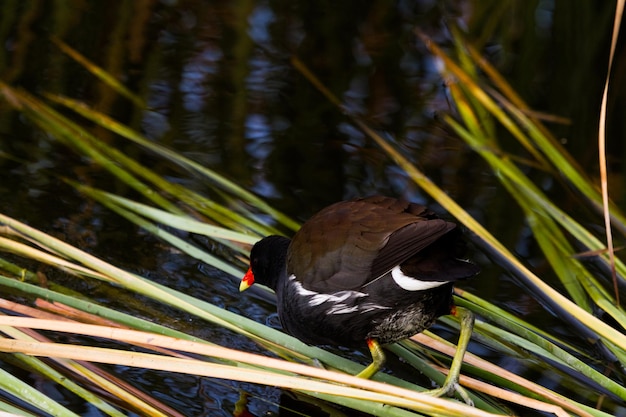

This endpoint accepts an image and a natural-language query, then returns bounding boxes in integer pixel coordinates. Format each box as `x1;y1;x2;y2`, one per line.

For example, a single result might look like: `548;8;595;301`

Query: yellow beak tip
239;281;251;292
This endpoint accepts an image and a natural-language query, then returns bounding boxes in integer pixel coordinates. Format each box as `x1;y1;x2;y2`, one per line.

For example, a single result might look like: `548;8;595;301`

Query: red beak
240;267;255;291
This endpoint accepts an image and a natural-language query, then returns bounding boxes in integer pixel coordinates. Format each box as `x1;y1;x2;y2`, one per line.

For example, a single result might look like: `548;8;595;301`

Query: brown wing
368;219;456;281
287;196;454;292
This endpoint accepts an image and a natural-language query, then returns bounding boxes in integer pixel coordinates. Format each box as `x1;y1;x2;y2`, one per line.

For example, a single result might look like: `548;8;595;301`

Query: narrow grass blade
43;93;300;232
0;317;510;417
50;36;145;108
0;365;80;417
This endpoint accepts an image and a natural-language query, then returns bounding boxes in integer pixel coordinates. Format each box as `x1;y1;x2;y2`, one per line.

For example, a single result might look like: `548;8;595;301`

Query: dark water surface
0;1;625;416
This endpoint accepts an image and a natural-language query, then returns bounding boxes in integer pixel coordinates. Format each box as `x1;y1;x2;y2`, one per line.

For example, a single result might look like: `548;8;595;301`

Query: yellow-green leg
356;307;474;405
424;306;474;405
357;338;385;379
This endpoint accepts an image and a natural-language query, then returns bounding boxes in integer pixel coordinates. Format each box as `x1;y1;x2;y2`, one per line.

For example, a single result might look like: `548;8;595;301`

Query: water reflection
0;0;623;415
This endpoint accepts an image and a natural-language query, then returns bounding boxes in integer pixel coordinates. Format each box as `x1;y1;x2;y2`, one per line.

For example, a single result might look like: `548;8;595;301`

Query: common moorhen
241;196;479;403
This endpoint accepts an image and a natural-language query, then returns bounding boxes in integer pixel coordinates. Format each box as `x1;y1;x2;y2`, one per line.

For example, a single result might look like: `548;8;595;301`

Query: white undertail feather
390;265;450;291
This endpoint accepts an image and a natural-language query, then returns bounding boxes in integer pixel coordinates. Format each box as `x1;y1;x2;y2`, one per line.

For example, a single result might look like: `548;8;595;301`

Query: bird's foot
422;306;475;405
309;358;325;369
423;381;473;406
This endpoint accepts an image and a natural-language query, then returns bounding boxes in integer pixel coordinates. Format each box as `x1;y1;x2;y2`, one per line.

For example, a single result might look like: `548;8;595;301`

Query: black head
243;235;290;291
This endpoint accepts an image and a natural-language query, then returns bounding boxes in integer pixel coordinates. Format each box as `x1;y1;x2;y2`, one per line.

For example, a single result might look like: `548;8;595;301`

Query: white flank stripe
326;304;359;314
326;302;389;315
391;265;449;291
290;280;388;314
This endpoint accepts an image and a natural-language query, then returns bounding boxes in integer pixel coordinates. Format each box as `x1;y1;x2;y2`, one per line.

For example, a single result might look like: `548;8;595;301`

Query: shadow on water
0;1;624;415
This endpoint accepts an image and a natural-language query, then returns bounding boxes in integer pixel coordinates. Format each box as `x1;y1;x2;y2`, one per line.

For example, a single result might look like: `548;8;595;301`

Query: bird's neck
264;236;290;291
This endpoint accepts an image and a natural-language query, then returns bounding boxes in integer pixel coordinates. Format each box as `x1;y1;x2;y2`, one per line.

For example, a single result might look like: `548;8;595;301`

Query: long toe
424;382;473;406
